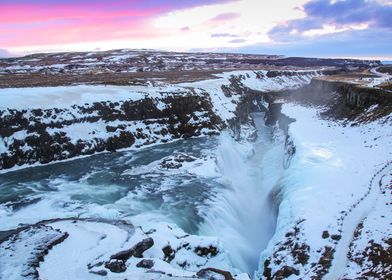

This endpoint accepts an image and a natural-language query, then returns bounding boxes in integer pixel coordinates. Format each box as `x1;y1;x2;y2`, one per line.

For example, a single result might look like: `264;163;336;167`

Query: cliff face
0;92;224;170
291;78;392;121
258;77;392;280
0;69;327;171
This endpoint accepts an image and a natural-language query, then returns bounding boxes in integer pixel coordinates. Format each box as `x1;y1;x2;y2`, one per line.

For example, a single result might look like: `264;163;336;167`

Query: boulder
196;267;234;280
110;237;154;261
104;260;126;273
136;259;154;269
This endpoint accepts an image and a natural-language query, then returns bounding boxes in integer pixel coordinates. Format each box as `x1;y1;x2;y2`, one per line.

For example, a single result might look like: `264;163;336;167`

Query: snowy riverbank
258;102;392;279
0;70;321;171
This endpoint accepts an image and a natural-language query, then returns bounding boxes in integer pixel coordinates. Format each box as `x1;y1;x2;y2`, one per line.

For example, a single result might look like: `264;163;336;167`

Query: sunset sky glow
0;0;391;59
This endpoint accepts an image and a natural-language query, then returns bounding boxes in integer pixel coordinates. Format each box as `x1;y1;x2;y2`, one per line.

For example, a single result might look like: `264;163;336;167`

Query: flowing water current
0;113;285;275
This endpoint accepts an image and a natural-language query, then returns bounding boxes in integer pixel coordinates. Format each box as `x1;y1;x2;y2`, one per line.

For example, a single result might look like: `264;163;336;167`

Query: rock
110;237;154;261
331;234;341;241
104;260;127;273
0;224;69;279
319;246;334;267
89;269;108;276
162;245;175;262
194;245;218;257
196;267;234;280
160;153;196;169
273;265;299;278
160;160;182;169
132;237;154;258
0;93;224;170
110;248;134;261
136;259;154;269
322;230;330;239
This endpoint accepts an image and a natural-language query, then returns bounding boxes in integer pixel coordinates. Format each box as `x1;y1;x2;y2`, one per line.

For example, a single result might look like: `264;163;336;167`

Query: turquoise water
0;137;220;234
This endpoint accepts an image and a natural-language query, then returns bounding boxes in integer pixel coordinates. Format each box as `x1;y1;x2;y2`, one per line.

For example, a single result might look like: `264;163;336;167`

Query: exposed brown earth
0;70;226;88
0;49;379;88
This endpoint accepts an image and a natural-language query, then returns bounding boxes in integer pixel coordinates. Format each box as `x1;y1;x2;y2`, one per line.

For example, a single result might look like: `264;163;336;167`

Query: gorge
0;50;391;280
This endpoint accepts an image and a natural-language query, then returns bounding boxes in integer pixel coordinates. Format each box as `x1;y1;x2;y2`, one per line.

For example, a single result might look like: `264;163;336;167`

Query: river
0;113;285;275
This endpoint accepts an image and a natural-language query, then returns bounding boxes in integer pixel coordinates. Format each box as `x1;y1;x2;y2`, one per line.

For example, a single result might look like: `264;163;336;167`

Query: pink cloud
0;4;160;47
0;1;235;48
210;12;240;23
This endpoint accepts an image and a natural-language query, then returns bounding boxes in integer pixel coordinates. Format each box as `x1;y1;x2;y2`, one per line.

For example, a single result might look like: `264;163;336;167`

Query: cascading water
198;112;286;274
0;110;288;279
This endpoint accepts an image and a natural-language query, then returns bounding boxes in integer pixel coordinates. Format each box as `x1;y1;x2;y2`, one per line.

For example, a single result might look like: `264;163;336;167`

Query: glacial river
0;113;285;274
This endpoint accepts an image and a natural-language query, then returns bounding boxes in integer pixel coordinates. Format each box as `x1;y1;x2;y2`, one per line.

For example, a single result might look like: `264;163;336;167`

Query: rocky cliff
290;77;392;122
0;70;323;171
0;91;224;170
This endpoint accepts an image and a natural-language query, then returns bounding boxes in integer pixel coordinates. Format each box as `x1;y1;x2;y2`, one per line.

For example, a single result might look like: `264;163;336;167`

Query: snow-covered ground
367;66;392;88
0;84;176;110
0;218;250;280
257;102;392;278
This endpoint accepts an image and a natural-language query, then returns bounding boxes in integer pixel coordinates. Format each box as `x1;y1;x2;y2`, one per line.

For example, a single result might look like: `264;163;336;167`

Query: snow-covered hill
0;49;379;76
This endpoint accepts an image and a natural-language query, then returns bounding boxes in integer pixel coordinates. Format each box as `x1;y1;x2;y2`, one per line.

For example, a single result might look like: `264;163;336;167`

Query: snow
3;67;390;278
0;225;66;280
0;69;320;175
217;70;320;92
179;70;319;122
38;221;130;280
181;78;239;122
257;102;392;278
324;161;392;280
0;84;186;110
123;152;219;178
0;69;319;114
36;220;248;280
0;85;136;110
363;66;392;88
343;166;392;278
282;103;390;238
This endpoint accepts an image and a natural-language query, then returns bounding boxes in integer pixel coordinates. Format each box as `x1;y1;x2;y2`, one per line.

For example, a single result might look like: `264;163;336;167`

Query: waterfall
198;112;286;274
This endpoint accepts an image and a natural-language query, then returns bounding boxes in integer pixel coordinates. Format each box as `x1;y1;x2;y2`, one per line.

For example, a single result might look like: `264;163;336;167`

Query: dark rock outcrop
162;245;175;262
136;259;154;269
290;78;392;122
104;260;127;273
194;245;219;257
0;224;69;279
0;92;224;170
110;237;154;261
197;267;235;280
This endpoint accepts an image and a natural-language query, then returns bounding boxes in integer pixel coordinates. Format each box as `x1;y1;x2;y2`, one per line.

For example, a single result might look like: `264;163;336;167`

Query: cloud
3;0;388;59
0;0;236;48
269;0;392;41
303;0;392;28
210;33;240;37
210;12;240;22
226;28;392;59
229;38;247;43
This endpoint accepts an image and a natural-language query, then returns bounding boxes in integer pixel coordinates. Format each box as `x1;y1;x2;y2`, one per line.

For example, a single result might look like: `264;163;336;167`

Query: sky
0;0;391;59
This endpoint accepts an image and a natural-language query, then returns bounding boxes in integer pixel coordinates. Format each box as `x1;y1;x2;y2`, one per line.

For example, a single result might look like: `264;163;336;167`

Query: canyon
0;50;391;280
